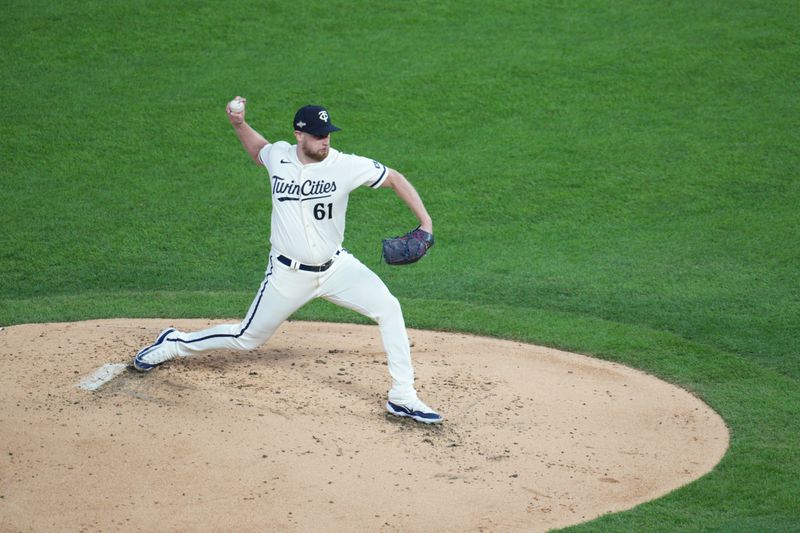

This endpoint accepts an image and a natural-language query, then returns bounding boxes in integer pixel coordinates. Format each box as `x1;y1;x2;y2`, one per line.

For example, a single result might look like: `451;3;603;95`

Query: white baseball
229;99;245;113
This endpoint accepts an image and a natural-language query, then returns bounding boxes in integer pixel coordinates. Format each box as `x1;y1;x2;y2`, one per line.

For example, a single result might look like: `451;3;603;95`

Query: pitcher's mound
0;319;728;532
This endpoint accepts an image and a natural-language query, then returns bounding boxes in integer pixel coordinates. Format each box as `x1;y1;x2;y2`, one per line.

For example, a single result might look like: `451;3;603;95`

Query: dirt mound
0;319;728;532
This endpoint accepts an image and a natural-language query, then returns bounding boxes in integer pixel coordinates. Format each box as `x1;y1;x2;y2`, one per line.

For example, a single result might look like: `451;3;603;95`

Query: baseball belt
276;250;343;272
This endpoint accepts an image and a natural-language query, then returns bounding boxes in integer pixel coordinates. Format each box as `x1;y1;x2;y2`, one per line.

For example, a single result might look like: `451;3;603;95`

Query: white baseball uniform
153;140;418;403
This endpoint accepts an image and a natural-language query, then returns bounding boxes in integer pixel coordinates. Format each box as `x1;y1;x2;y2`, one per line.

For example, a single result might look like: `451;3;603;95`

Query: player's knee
378;295;403;323
236;336;262;351
233;329;267;351
389;294;402;314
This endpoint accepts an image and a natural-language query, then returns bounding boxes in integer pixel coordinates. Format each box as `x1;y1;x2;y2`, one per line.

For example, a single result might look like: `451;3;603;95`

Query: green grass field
2;1;798;531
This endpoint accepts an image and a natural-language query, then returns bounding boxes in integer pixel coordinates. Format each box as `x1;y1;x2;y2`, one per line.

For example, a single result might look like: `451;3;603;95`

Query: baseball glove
382;227;435;265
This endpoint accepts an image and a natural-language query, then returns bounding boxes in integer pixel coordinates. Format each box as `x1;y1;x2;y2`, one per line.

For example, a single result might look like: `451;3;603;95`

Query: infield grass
1;1;798;531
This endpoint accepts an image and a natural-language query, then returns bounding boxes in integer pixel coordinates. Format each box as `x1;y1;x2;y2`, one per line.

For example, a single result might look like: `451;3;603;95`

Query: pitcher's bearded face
299;133;330;162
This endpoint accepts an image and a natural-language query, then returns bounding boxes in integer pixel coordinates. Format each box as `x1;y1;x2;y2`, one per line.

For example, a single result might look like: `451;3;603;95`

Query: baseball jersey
258;141;388;264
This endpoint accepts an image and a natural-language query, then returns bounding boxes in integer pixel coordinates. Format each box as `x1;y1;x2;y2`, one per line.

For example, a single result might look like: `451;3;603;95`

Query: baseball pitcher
133;98;441;424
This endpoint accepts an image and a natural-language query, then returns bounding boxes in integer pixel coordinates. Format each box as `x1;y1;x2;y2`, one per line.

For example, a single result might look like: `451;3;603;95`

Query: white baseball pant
157;250;418;404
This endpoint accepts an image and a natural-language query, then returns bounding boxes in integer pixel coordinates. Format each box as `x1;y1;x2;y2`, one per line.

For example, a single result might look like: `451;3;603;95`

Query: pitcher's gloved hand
381;227;435;265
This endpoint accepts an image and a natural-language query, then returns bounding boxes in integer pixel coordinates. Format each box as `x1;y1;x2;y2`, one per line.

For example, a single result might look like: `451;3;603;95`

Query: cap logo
296;120;306;128
318;110;329;123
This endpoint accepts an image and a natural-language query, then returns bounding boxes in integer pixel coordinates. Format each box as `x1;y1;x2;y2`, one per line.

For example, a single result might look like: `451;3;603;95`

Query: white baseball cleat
386;398;443;424
133;328;177;372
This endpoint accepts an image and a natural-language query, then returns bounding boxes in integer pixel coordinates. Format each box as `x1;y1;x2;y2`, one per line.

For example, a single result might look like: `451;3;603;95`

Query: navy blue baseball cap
293;105;341;136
